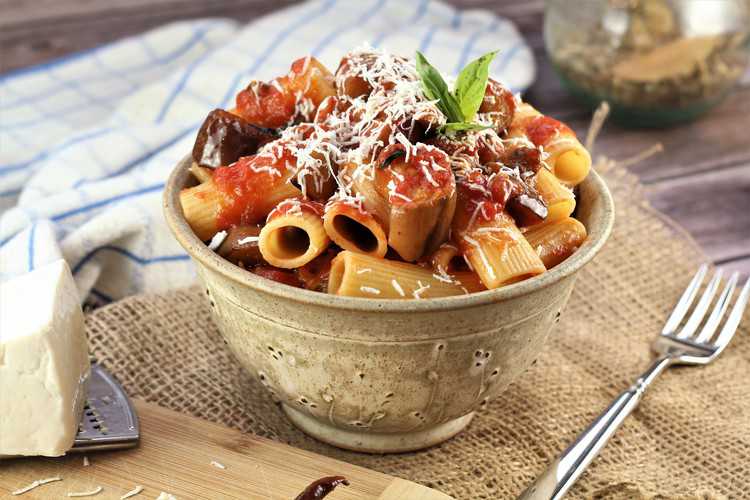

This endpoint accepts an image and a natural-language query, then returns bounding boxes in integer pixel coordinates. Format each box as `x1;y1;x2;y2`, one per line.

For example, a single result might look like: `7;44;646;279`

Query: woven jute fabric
85;165;749;500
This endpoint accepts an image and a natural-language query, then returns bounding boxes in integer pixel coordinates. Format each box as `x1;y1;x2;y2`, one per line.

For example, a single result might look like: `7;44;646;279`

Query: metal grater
71;363;140;452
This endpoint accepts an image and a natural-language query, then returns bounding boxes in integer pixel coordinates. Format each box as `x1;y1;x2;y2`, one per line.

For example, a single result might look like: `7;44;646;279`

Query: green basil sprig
415;50;498;134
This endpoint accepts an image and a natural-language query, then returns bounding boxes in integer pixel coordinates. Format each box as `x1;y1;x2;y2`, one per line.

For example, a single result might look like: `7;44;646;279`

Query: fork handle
517;356;671;500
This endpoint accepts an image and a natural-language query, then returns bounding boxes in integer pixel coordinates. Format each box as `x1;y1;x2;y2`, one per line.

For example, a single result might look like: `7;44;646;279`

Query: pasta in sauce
180;46;591;299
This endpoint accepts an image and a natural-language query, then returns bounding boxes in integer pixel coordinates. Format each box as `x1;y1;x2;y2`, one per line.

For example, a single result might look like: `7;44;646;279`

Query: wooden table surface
2;0;748;277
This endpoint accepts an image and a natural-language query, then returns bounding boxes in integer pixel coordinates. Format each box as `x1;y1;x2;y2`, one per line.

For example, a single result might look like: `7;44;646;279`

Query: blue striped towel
0;0;535;304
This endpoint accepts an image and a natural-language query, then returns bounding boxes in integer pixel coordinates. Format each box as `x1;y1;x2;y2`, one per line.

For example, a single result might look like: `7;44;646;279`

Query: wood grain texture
0;0;747;275
0;401;453;500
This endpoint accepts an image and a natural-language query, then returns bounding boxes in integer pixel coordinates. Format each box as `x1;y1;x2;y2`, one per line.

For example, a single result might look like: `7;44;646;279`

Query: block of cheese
0;260;90;457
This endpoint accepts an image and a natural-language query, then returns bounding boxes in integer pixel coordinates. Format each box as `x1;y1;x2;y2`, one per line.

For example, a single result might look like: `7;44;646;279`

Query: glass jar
544;0;750;127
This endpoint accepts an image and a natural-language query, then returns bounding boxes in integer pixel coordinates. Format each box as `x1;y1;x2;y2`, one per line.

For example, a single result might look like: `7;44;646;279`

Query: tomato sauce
213;146;296;228
267;198;325;221
377;144;453;206
253;266;303;288
523;115;571;147
236;80;296;129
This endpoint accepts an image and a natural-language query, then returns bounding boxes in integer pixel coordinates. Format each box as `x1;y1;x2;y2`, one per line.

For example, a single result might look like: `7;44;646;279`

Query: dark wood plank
0;0;300;73
563;88;750;184
717;257;750;281
645;164;750;264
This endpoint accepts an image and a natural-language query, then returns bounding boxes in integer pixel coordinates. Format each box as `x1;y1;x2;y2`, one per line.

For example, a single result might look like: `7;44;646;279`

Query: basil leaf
441;122;493;134
415;51;463;123
380;149;405;169
454;50;498;122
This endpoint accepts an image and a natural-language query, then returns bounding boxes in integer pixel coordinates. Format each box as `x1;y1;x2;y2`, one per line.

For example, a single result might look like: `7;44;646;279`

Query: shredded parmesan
207;230;227;251
360;286;381;295
67;486;103;497
120;486;144;499
236;236;259;245
156;493;177;500
12;477;62;496
356;268;372;274
413;280;431;299
391;279;405;297
210;460;226;470
83;455;90;467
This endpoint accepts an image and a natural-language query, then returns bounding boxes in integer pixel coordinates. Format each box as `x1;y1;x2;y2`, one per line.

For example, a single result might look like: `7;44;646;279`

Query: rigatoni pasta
323;200;388;258
329;251;467;298
509;103;591;186
259;199;329;269
179;47;593;299
524;217;587;269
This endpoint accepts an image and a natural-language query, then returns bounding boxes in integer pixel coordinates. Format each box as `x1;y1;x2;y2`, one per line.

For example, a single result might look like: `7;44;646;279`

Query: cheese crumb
413;280;431;299
391;279;405;297
12;477;62;495
236;236;259;245
120;486;144;499
210;460;226;470
156;493;177;500
67;486;103;497
207;230;228;251
83;456;90;467
360;286;381;295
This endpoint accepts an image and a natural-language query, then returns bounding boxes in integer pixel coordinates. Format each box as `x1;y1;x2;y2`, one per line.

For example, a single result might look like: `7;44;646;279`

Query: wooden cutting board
0;400;452;499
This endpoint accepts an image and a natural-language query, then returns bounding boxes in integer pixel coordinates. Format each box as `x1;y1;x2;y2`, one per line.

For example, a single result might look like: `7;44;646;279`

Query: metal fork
518;265;750;500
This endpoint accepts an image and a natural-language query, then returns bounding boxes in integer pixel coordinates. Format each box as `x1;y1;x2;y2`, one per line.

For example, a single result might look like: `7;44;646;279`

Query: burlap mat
85;164;750;500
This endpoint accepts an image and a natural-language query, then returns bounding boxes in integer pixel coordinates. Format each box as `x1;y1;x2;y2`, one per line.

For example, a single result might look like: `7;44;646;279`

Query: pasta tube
180;178;221;241
533;167;576;223
509;103;591;186
328;251;467;299
211;146;302;227
451;271;486;294
189;162;214;184
259;199;330;269
323;200;388;258
523;217;587;269
346;143;456;262
428;242;460;274
458;213;546;289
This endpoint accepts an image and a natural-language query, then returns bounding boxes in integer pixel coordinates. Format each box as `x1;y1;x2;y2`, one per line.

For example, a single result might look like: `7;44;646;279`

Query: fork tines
662;265;749;354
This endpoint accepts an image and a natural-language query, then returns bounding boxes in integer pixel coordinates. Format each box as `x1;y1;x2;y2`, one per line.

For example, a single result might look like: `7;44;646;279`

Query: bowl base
282;404;475;453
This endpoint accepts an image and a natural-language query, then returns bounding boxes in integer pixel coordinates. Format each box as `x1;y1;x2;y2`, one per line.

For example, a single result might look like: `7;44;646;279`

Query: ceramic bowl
164;155;614;453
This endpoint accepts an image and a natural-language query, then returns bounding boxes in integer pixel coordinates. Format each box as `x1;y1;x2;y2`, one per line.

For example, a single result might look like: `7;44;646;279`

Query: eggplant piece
489;168;548;227
216;225;265;266
501;146;542;179
192;109;276;168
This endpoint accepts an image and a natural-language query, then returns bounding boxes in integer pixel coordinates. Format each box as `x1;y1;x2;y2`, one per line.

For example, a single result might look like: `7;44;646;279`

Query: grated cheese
210;461;226;470
83;455;90;467
391;279;405;297
360;286;381;295
236;236;259;245
356;268;372;274
67;486;103;497
12;477;62;496
156;493;177;500
120;486;144;499
413;280;431;299
207;230;228;251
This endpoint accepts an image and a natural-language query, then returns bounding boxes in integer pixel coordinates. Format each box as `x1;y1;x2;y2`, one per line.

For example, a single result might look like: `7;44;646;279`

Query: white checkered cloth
0;0;535;304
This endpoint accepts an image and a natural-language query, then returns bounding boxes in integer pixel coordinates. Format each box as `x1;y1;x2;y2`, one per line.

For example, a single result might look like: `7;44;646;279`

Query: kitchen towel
0;0;535;303
84;160;750;499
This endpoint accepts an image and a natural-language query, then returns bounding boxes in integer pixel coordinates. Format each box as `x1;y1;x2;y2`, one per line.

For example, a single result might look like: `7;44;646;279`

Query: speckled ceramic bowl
164;155;614;453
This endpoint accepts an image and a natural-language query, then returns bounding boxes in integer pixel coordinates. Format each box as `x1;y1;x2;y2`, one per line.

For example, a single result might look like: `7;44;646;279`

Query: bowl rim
164;154;614;312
